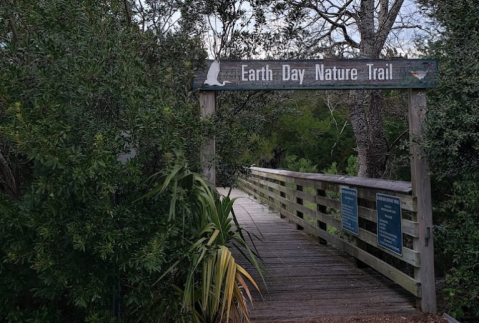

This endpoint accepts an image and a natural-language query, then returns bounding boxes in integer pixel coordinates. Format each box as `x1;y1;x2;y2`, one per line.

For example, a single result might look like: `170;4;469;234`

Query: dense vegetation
0;0;478;321
420;0;479;318
0;1;261;322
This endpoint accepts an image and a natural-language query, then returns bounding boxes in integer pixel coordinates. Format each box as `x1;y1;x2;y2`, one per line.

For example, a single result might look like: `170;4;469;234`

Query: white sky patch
133;0;430;59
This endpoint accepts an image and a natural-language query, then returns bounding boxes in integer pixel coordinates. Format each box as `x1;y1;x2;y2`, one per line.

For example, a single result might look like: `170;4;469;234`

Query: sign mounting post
199;91;216;186
409;88;436;313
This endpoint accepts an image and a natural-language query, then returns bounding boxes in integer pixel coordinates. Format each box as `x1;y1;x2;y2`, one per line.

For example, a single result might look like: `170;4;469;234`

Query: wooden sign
192;59;437;90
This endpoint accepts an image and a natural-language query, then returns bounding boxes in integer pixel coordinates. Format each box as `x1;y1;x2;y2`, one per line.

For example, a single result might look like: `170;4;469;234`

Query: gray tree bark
349;0;404;178
284;0;406;177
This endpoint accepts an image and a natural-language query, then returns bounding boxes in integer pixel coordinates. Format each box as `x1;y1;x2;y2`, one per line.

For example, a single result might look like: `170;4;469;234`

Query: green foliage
142;159;263;323
273;93;355;172
322;162;338;175
421;0;479;177
214;91;356;177
435;177;479;318
213;92;276;186
345;155;359;176
284;155;317;173
0;0;219;322
420;0;479;318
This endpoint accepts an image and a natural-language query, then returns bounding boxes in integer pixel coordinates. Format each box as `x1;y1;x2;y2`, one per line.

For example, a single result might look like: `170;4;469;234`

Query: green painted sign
193;59;437;91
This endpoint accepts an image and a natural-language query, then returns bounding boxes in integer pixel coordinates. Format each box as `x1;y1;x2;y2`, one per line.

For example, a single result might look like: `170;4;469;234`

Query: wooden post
409;89;436;314
200;91;216;186
316;189;328;245
354;198;369;269
296;185;304;230
268;179;274;204
280;181;286;219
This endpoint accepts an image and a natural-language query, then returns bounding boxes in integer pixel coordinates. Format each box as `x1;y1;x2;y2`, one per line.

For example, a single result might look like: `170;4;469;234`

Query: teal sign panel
341;187;359;235
376;193;403;256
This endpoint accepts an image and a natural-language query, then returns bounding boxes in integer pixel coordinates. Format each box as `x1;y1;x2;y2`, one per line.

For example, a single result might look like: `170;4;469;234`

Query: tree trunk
349;89;388;178
367;89;388;178
348;0;395;178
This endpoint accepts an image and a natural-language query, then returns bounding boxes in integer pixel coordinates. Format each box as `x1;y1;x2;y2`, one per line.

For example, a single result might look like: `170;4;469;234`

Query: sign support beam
409;89;436;313
200;91;216;186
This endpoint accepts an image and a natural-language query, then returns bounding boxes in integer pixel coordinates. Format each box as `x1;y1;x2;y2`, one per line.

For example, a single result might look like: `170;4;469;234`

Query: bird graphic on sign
410;70;428;80
204;60;231;86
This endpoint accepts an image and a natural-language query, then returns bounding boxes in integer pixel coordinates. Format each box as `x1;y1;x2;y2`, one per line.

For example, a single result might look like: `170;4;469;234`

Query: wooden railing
239;167;434;310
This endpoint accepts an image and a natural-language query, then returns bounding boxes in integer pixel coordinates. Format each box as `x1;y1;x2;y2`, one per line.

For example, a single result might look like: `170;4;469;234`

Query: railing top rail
250;167;412;194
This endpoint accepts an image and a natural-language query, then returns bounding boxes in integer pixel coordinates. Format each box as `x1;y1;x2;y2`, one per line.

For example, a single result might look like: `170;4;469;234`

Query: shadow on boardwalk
218;188;419;322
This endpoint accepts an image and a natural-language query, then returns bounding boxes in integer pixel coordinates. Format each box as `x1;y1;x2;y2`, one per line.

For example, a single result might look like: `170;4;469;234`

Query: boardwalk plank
218;188;418;322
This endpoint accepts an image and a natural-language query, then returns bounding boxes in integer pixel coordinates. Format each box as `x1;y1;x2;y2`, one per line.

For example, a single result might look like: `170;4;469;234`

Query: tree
420;0;479;177
418;0;479;318
0;0;211;321
269;0;421;177
167;0;424;179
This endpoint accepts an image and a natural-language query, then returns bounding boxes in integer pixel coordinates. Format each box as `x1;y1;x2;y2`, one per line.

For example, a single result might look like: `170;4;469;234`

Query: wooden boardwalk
219;188;419;322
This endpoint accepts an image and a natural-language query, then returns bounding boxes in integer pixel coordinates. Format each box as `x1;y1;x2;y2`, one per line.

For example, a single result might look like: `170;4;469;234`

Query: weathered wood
317;188;328;245
355;197;370;269
222;188;419;322
296;185;304;230
193;59;438;91
281;209;422;297
409;89;436;313
245;176;419;238
279;181;286;219
238;184;421;296
250;169;417;211
281;207;420;267
251;167;412;193
200;92;216;185
240;179;421;267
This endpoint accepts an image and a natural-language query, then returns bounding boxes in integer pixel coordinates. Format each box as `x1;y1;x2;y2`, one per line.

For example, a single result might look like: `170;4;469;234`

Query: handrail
239;167;426;304
250;167;413;193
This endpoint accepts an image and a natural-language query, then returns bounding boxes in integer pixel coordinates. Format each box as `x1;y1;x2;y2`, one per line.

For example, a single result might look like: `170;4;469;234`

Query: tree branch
0;151;19;200
289;0;360;49
375;0;405;51
123;0;132;26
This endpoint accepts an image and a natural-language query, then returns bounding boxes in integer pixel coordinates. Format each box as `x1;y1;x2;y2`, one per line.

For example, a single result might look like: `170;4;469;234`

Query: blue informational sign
376;193;403;256
341;188;359;235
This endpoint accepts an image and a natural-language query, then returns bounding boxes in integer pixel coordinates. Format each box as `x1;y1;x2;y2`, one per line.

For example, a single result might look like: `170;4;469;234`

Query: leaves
420;0;479;318
146;160;263;323
0;0;209;321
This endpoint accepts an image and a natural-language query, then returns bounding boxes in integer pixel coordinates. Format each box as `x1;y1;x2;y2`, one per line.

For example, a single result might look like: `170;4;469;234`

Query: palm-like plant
142;153;264;323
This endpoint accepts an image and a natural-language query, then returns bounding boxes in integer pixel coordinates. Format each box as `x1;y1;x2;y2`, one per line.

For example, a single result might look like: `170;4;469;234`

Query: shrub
0;0;216;321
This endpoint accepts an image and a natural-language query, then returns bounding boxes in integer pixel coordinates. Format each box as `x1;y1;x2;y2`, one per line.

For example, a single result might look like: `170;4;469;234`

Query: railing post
259;175;265;199
316;189;328;245
268;178;274;204
409;89;436;313
354;197;369;269
280;181;286;219
296;185;304;230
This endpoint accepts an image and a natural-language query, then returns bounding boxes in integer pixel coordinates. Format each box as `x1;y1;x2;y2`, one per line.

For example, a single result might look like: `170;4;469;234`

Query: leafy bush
434;177;479;318
144;161;262;323
420;0;479;318
284;155;318;173
345;155;359;176
0;0;235;321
